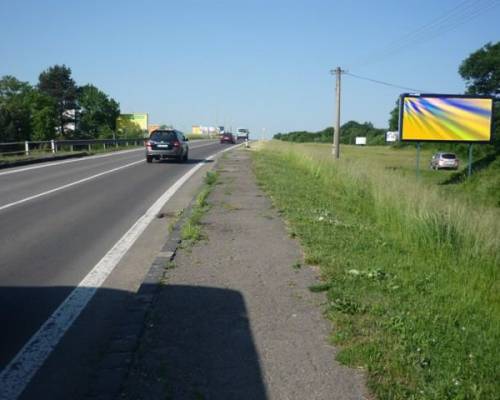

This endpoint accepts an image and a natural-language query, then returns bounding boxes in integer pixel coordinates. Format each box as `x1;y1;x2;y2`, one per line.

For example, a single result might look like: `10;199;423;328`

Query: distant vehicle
430;152;459;170
220;132;236;144
236;128;249;140
218;126;225;135
145;129;189;163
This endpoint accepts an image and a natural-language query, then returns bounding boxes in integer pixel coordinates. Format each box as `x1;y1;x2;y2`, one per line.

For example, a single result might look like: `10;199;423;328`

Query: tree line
273;121;386;145
275;42;499;155
0;65;138;143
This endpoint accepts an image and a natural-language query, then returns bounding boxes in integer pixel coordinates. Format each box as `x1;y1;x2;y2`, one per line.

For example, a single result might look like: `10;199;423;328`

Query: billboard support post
468;144;473;177
416;142;421;179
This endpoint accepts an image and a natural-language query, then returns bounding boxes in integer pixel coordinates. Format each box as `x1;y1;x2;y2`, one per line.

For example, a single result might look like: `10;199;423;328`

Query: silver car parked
430;152;459;170
145;129;189;163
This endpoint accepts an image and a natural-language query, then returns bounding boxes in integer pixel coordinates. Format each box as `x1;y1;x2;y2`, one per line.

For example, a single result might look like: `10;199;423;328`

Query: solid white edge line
0;140;219;177
0;143;241;400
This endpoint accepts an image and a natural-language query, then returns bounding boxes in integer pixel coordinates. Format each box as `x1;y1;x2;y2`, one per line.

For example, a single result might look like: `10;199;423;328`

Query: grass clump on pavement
252;141;499;400
181;171;218;244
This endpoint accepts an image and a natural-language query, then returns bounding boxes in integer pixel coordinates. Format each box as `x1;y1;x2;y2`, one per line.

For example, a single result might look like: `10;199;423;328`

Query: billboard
355;136;367;145
386;131;399;142
192;125;202;135
399;94;494;142
116;113;148;132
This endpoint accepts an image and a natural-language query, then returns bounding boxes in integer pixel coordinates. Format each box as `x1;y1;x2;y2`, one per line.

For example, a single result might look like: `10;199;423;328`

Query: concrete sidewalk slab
120;148;367;400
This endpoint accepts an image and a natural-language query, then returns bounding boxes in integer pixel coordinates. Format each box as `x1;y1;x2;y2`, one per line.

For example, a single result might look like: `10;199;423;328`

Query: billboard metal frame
398;93;495;144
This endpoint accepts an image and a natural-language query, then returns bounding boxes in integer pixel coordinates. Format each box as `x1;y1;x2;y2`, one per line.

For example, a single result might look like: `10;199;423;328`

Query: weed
165;260;176;270
221;202;240;211
180;171;218;245
204;171;218;186
308;283;331;293
291;261;302;270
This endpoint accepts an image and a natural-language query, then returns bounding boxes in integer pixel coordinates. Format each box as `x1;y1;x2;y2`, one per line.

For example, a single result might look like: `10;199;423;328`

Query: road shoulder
119;148;368;399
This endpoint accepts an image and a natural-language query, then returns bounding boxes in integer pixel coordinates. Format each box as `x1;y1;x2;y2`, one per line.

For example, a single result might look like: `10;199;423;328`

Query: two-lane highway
0;140;233;392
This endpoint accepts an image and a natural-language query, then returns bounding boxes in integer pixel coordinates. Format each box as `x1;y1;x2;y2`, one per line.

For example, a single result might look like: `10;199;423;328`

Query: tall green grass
252;142;499;399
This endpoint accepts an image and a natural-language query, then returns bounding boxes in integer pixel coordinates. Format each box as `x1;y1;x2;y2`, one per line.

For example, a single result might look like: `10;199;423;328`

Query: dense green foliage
274;121;386;145
77;84;120;139
38;65;78;137
0;65;122;142
459;42;500;97
253;142;500;399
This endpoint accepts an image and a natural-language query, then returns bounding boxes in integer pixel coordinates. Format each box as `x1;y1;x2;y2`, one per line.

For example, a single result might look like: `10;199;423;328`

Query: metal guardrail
0;138;146;157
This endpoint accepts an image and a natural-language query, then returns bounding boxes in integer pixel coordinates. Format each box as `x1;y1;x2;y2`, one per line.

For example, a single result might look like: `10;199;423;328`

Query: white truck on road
236;128;250;140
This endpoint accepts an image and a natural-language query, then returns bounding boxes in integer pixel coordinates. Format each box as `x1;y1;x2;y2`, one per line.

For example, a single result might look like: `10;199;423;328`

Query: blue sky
1;0;499;137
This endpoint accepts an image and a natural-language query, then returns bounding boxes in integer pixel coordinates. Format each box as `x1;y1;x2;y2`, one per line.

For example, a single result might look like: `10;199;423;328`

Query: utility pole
330;67;344;159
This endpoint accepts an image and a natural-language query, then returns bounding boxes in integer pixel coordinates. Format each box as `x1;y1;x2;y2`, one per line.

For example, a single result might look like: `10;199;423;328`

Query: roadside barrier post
51;140;56;154
24;141;29;156
467;144;473;177
416;142;421;179
103;143;106;150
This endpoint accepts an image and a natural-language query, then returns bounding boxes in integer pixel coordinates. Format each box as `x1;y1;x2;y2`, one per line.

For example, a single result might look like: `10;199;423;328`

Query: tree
29;91;58;141
38;65;78;137
459;42;500;96
0;76;33;142
77;84;120;138
388;100;399;131
459;42;500;151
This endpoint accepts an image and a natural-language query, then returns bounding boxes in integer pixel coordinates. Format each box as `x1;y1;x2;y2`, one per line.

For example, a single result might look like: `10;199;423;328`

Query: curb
84;166;216;400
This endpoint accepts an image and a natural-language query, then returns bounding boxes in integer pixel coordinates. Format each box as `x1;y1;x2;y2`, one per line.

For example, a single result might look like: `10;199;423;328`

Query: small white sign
386;131;399;142
355;136;367;145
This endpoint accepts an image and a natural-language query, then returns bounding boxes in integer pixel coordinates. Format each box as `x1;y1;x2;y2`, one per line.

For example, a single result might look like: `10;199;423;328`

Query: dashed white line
0;141;222;212
0;148;144;177
0;140;219;177
0;144;240;400
0;160;144;212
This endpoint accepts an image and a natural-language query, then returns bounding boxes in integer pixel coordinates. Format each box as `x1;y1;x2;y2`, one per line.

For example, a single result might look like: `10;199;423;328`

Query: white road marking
0;144;240;400
0;141;222;212
0;140;219;177
0;160;144;212
0;148;143;177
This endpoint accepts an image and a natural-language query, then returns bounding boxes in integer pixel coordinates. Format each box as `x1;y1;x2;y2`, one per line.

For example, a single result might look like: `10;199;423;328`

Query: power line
344;71;429;93
348;0;499;69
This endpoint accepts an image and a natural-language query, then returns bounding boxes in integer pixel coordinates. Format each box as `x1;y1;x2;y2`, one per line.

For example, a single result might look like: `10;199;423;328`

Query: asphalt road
0;140;231;372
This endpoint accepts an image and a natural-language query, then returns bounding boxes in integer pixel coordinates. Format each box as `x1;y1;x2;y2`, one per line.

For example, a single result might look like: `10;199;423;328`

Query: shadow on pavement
0;284;267;400
123;284;268;400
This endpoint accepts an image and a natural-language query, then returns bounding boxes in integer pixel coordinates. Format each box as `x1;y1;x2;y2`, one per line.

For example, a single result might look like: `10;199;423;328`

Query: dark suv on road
145;129;189;163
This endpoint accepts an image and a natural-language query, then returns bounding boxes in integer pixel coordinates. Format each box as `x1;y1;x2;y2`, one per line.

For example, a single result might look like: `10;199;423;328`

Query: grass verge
180;171;218;244
252;141;499;400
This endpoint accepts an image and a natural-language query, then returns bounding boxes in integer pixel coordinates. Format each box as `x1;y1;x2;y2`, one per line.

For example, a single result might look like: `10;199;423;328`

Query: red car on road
220;133;236;144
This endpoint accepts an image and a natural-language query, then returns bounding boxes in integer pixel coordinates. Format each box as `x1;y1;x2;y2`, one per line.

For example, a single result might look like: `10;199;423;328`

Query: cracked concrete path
121;148;367;400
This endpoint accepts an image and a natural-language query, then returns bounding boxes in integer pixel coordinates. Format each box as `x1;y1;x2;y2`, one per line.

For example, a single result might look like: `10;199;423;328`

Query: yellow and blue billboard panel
400;95;493;142
116;113;148;131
